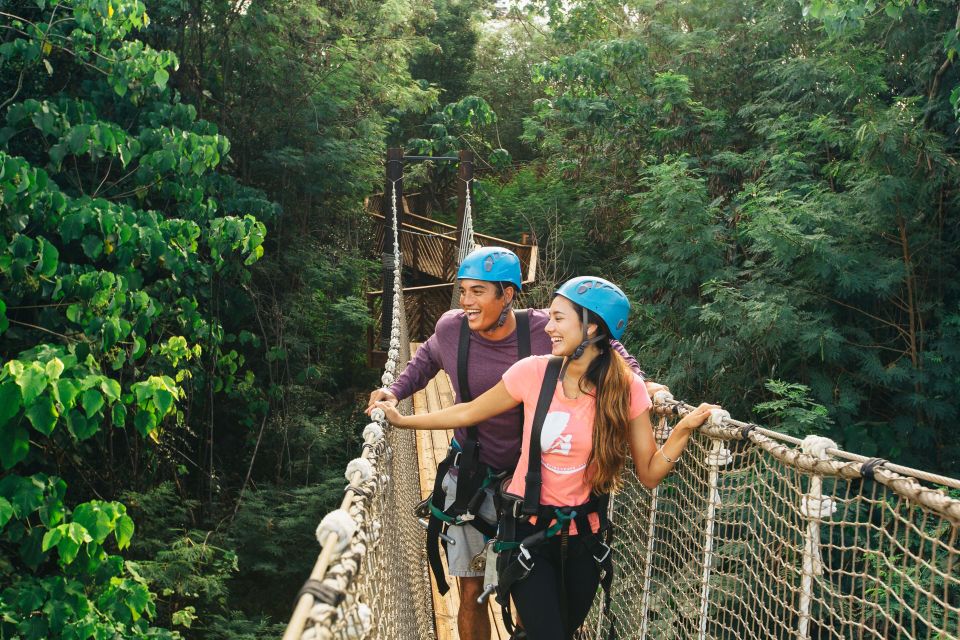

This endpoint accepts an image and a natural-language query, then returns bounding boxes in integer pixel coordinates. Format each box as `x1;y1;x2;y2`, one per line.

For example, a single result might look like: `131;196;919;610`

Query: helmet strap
569;307;603;360
496;301;513;328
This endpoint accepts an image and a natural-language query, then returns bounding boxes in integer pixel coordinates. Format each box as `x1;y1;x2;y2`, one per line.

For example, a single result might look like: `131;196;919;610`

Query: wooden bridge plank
409;343;509;640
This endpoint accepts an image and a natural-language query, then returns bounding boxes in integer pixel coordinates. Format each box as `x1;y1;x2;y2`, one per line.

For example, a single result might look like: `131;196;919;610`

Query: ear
503;286;516;306
586;322;599;337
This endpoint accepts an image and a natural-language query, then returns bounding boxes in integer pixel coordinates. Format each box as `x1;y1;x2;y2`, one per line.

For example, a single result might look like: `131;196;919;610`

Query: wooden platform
410;343;510;640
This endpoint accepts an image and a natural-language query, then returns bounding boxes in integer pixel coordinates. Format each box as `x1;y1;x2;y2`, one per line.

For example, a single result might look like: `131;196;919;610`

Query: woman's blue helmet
457;246;523;291
555;276;630;340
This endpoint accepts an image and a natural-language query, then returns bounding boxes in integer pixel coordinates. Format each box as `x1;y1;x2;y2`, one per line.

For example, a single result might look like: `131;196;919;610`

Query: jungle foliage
496;0;960;473
0;0;433;636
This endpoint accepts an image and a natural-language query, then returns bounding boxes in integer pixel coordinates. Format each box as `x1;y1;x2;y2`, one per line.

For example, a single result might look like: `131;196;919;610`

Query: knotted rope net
585;398;960;640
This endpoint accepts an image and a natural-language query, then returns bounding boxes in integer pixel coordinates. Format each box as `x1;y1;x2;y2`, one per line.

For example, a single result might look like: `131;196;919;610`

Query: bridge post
381;148;404;349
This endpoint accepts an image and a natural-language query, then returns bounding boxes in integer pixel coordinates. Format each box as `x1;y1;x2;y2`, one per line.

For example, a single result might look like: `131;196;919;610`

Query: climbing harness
491;356;617;640
422;309;531;595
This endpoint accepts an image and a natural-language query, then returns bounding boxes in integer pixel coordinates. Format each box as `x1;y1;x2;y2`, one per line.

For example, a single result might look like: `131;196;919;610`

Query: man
367;247;662;640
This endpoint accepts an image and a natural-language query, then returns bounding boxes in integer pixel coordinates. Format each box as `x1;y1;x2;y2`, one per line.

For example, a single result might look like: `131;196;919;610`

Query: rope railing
585;396;960;640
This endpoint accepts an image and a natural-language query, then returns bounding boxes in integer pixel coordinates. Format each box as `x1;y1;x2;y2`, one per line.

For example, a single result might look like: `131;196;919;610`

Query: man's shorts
441;470;498;578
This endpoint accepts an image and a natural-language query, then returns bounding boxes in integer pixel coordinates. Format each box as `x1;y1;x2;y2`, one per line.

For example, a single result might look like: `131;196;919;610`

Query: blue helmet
555;276;630;340
457;246;523;291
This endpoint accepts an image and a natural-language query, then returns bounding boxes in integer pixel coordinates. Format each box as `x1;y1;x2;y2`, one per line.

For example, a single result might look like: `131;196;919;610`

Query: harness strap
516;309;530;359
522;356;563;515
426;449;458;595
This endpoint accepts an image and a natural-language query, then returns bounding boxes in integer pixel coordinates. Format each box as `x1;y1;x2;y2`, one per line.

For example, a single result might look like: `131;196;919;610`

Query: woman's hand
677;402;721;432
373;400;405;426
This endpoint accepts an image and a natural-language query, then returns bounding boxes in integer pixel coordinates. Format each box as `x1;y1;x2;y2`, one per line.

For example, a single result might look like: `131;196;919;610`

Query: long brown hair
573;305;633;495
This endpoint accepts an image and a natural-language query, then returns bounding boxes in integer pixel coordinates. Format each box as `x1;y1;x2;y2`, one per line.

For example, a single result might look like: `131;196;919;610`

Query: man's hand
644;380;670;400
366;387;398;415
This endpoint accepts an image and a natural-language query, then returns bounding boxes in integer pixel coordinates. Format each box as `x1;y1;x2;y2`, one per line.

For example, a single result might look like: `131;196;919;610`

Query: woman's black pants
508;527;602;640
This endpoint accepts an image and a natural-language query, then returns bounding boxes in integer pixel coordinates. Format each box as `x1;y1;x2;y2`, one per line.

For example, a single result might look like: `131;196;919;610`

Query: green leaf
16;364;47;405
100;378;121;402
133;409;156;437
154;389;174;415
0;299;7;335
81;234;102;259
115;514;134;549
42;526;63;551
131;336;147;359
102;319;119;350
37;237;58;277
0;497;13;529
44;357;64;380
0;381;21;425
25;394;58;436
73;503;112;544
111;402;127;428
0;422;29;469
81;389;104;418
154;68;170;89
67;409;97;441
53;379;79;407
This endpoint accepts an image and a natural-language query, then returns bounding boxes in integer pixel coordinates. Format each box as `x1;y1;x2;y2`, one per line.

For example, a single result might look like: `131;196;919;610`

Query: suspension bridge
282;150;960;640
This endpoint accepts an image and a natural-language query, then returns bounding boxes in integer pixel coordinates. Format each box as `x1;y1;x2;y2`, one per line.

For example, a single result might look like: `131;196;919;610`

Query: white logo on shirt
540;412;586;475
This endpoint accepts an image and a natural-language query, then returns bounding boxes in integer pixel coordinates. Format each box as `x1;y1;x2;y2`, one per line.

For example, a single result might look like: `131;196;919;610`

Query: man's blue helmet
555;276;630;340
457;246;523;291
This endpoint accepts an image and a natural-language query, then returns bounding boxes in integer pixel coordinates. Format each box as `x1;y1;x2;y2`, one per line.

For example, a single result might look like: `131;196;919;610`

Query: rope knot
370;407;386;423
316;509;357;554
800;494;838;520
653;390;674;405
362;422;384;444
705;447;734;467
708;409;730;428
800;435;837;460
345;458;374;483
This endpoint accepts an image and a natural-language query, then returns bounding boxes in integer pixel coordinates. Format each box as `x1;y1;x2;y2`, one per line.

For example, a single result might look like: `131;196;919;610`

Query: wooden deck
410;343;510;640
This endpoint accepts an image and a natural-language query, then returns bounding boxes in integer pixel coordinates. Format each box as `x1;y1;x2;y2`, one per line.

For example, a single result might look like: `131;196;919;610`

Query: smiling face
546;295;596;356
458;279;513;333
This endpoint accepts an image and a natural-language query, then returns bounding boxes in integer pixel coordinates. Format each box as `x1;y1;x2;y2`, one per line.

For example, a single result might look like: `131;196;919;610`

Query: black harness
493;356;617;639
421;310;531;595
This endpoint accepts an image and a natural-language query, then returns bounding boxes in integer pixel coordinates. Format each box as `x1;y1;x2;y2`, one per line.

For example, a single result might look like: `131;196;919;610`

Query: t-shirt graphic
541;412;585;475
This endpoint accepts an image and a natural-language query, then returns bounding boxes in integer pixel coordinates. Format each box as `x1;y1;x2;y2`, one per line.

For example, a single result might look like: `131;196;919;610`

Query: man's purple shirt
389;309;644;471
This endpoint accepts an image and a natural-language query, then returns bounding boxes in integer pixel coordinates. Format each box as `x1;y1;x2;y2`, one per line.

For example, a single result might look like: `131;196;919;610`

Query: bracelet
658;447;678;464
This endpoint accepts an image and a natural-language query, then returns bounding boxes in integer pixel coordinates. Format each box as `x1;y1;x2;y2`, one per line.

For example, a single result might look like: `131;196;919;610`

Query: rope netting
450;178;476;309
585;400;960;640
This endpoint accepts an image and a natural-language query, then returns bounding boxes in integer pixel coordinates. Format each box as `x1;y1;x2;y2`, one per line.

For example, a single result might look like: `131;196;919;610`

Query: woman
375;276;718;639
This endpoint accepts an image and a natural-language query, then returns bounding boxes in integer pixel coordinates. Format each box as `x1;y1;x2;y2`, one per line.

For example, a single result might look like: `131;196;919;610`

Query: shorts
441;470;498;578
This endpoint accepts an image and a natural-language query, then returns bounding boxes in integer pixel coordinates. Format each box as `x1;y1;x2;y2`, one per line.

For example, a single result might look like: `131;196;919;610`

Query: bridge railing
586;401;960;640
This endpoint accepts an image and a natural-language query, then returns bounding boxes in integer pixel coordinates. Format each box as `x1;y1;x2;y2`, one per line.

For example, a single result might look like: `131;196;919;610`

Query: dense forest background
1;0;958;637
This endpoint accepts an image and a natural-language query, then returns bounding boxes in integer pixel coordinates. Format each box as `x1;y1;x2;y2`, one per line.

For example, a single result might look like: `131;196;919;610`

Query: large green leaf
81;388;104;418
25;394;58;436
72;503;112;544
0;422;29;469
114;514;134;549
0;380;21;425
16;364;47;405
54;379;79;407
0;497;14;530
